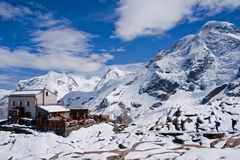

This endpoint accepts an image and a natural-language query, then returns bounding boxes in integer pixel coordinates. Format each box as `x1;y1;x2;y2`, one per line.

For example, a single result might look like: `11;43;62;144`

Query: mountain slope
0;89;11;119
61;67;142;117
65;21;240;131
0;64;144;120
17;71;100;100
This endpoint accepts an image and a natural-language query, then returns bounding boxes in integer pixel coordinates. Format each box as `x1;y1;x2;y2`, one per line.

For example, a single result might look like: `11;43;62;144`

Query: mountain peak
106;67;125;75
200;21;239;34
104;67;132;79
47;71;67;77
47;70;60;75
203;20;233;28
95;67;132;90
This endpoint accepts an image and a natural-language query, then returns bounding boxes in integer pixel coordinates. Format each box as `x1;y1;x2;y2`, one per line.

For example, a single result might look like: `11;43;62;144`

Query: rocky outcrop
227;81;240;97
139;73;179;101
201;84;228;104
151;102;162;108
237;68;240;78
187;54;215;82
95;98;109;111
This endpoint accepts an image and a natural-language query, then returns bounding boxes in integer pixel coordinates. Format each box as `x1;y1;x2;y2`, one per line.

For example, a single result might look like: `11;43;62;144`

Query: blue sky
0;0;240;89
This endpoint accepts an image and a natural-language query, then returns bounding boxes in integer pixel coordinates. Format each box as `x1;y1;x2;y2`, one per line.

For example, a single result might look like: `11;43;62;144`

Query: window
27;101;30;106
19;101;22;107
12;101;15;106
46;92;49;96
38;112;41;118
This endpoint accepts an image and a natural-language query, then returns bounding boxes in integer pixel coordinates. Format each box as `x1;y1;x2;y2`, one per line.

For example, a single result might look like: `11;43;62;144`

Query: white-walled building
8;88;57;119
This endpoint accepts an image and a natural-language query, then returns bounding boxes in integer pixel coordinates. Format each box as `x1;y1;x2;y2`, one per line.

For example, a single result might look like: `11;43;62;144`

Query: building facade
8;89;57;119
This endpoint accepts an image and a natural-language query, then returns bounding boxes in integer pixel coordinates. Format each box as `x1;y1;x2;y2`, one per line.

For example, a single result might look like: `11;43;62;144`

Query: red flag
61;100;65;106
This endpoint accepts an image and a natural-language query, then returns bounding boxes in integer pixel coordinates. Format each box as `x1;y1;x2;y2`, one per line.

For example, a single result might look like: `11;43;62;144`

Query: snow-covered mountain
0;71;101;119
95;67;133;90
0;89;11;99
0;66;143;120
17;71;101;100
0;89;11;119
0;21;240;159
62;21;240;130
1;21;239;131
61;67;141;121
141;21;239;101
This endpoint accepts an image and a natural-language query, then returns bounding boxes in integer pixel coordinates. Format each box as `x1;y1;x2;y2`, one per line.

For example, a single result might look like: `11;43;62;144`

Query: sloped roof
9;90;42;96
9;88;57;97
38;105;70;113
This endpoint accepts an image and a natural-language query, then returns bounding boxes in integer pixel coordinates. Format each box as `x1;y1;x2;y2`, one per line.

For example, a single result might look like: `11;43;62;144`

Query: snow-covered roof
9;90;42;96
9;88;57;97
38;105;70;113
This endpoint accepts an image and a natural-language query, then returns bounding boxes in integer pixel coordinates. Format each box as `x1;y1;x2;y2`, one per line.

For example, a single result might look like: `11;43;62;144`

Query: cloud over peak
115;0;240;41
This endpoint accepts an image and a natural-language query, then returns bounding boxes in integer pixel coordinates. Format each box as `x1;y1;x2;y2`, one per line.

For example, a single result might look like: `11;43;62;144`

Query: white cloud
89;53;113;63
0;47;113;73
100;47;125;53
114;47;125;52
0;75;11;81
32;26;92;55
0;1;32;20
0;2;114;74
115;0;240;41
0;23;113;73
28;17;114;72
199;0;240;11
36;13;70;28
0;74;13;85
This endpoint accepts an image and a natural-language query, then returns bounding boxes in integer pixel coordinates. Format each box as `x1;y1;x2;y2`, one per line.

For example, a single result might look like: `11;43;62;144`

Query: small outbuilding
36;105;70;120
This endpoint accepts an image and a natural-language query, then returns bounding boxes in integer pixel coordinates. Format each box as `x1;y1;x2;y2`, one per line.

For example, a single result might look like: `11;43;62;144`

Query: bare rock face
151;102;162;108
227;81;240;97
201;84;228;104
131;102;142;108
237;68;240;78
187;54;215;82
139;73;179;101
96;98;109;111
118;143;127;149
115;102;133;124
